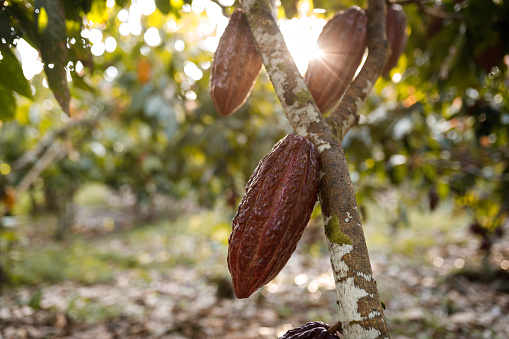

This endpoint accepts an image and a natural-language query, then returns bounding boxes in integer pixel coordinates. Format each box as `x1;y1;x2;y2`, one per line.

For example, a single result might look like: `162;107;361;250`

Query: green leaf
37;0;70;115
0;48;33;99
3;2;38;45
156;0;171;14
437;181;450;199
71;72;96;93
0;11;20;45
0;89;16;121
28;288;43;310
280;0;298;18
79;0;93;14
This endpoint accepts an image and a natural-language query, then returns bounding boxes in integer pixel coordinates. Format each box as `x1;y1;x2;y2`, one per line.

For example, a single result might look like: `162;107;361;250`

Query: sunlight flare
279;16;326;74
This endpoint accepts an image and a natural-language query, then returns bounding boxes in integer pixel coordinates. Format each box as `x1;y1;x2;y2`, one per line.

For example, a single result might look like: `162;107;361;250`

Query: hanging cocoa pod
210;9;262;116
278;321;340;339
474;37;504;73
382;3;408;77
227;134;319;299
425;4;445;40
305;6;367;114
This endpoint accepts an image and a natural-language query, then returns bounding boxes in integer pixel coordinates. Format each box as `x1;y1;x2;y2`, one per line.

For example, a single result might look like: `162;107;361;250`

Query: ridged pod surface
278;322;340;339
305;6;367;114
210;9;262;116
228;134;319;299
382;4;408;77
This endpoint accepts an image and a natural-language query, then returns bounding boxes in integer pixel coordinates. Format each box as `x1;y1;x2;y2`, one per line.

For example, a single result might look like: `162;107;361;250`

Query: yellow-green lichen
325;214;352;245
294;88;314;106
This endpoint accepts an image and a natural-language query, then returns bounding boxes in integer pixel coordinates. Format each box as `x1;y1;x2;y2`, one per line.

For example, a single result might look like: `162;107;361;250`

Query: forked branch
241;0;390;337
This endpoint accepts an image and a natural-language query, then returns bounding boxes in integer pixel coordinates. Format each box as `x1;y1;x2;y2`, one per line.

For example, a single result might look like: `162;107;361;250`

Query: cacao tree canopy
0;0;508;245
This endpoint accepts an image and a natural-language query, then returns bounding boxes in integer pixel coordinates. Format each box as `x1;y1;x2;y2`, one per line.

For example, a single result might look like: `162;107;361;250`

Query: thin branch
327;321;343;334
326;0;390;141
2;116;101;219
413;0;452;19
15;141;67;197
430;159;509;182
12;117;98;171
387;0;431;6
389;0;456;19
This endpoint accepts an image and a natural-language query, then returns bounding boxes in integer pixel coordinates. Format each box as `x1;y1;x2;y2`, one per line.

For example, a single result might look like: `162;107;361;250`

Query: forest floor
1;186;508;339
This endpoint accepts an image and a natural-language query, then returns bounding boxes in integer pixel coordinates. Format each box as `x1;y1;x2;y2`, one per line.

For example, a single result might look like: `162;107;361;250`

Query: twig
414;0;451;19
430;159;509;182
387;0;432;6
327;321;343;334
15;141;67;196
12;117;98;171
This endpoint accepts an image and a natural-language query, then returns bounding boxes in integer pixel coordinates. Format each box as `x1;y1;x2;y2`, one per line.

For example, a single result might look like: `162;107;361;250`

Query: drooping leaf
280;0;298;18
36;0;70;115
156;0;171;14
86;0;108;24
2;2;38;46
71;72;96;93
0;88;16;121
0;48;33;99
0;11;19;46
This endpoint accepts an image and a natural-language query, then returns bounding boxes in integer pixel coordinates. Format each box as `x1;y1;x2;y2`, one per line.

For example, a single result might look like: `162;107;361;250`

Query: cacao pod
137;58;151;84
305;6;367;114
474;38;504;73
425;5;445;40
382;4;407;77
278;322;340;339
227;134;319;299
210;9;262;117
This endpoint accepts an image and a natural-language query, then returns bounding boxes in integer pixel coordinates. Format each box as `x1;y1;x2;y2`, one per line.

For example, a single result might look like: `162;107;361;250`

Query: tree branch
326;0;390;141
241;0;390;337
15;141;67;197
12;117;98;171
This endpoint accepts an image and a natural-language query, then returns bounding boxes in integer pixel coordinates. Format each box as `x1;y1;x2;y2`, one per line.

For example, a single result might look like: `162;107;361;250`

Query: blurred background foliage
0;0;508;284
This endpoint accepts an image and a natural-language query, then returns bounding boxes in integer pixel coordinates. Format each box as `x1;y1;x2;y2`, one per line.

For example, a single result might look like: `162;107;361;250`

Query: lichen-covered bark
320;143;389;338
241;0;390;337
240;0;331;153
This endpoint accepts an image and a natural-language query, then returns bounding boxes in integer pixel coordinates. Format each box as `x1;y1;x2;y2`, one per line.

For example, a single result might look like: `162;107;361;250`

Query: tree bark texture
241;0;390;337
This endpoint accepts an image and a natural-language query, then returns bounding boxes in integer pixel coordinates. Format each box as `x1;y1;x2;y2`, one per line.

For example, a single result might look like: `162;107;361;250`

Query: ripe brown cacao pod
278;322;340;339
227;134;319;299
210;9;262;117
305;6;367;114
382;4;408;77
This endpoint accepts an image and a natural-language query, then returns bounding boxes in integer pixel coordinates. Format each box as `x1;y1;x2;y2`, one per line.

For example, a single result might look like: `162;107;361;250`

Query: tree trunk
54;186;77;241
241;0;391;337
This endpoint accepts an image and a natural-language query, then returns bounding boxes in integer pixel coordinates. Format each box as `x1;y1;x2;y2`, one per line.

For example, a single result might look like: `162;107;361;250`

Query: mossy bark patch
325;214;352;245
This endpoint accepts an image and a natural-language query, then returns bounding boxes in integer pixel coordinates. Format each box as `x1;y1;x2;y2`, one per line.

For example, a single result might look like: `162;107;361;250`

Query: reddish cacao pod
382;4;408;77
278;322;340;339
475;38;504;73
305;6;367;114
227;134;319;299
210;9;262;117
425;5;445;40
